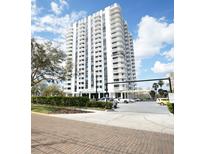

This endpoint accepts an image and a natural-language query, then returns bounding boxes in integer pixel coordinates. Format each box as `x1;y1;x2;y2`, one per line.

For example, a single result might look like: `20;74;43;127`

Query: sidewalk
32;113;174;154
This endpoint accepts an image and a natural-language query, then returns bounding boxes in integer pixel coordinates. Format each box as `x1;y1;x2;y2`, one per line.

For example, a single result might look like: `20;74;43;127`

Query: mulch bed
50;108;93;114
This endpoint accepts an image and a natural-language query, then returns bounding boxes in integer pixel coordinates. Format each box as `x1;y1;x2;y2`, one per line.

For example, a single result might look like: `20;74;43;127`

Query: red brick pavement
32;113;174;154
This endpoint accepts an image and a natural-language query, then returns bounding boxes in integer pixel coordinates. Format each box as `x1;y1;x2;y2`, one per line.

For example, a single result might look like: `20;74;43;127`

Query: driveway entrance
115;101;170;114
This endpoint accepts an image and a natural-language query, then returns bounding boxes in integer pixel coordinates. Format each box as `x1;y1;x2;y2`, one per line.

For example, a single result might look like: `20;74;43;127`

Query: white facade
65;3;136;98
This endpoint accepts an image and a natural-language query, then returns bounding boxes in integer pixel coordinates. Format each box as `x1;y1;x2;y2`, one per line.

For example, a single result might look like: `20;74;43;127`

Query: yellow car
156;98;169;105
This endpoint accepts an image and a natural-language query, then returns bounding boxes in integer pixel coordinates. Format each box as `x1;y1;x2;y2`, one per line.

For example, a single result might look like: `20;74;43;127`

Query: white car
98;97;113;102
118;98;131;103
134;98;141;101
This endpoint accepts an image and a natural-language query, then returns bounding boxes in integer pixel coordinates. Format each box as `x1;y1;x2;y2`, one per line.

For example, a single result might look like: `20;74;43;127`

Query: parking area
115;101;170;114
52;101;174;134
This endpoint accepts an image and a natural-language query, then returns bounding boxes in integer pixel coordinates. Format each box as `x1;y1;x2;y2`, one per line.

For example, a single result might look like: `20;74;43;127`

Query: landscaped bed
31;104;93;114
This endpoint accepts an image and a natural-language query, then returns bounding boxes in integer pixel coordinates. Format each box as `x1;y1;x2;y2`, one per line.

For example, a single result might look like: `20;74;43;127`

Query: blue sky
32;0;174;89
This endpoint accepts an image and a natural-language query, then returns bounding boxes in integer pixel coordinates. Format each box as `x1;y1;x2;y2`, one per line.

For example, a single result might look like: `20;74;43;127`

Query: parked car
118;98;131;103
98;97;113;102
134;98;141;102
129;99;135;103
156;98;169;105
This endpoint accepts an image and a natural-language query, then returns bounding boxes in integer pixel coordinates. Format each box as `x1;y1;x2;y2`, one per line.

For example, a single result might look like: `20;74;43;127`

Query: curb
31;111;54;117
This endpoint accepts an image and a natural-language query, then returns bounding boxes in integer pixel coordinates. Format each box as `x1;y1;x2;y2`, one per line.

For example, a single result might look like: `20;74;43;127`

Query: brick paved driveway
32;113;174;154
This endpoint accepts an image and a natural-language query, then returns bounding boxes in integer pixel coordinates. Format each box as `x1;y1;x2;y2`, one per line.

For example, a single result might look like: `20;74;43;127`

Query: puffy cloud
151;61;174;73
51;2;61;15
32;0;85;52
32;11;86;35
134;15;174;58
162;47;174;61
34;36;66;52
50;0;69;15
31;0;42;18
134;59;142;79
60;0;68;6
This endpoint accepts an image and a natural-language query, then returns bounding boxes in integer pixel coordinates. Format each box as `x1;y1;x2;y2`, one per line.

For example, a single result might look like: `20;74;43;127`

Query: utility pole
105;83;108;102
95;74;98;101
168;77;173;93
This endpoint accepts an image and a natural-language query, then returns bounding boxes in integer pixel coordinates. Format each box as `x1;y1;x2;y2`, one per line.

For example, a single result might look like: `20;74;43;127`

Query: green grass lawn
31;104;59;113
31;104;104;114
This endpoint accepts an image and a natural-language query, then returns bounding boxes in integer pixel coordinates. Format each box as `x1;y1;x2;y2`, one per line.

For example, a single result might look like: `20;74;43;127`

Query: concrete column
89;93;91;99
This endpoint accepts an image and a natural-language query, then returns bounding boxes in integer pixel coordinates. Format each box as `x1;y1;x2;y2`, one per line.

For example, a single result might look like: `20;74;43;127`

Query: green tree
31;81;48;96
163;90;168;98
31;38;72;87
42;84;65;96
31;86;40;96
158;89;164;97
149;90;156;100
152;83;159;91
158;80;164;88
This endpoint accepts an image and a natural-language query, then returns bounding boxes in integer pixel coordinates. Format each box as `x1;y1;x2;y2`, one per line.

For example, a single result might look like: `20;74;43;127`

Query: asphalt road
115;101;170;114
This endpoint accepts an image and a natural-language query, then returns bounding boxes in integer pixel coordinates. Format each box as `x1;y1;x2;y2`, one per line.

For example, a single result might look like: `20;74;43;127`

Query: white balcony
111;31;123;38
112;42;124;48
110;6;121;14
110;13;121;20
111;17;122;25
112;37;124;44
112;57;124;63
113;63;125;68
111;26;123;33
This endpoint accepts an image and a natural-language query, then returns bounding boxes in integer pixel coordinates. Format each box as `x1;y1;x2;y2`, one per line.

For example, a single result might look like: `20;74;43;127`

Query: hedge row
87;101;113;109
31;96;112;109
167;102;174;114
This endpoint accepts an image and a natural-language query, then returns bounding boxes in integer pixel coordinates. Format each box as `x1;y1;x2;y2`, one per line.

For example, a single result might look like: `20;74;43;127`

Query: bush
31;96;112;109
87;101;113;109
167;102;174;114
31;96;89;107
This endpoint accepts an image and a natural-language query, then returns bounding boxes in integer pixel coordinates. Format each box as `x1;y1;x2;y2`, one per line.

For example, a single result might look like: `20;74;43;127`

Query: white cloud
32;0;85;52
135;59;142;79
51;2;61;15
151;61;174;73
162;47;174;61
134;15;174;58
34;36;49;44
31;0;42;18
32;11;86;35
50;0;69;15
60;0;68;6
34;36;66;52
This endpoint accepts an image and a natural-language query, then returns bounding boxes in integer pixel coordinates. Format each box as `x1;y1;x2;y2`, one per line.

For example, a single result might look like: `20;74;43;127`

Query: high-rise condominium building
65;3;136;99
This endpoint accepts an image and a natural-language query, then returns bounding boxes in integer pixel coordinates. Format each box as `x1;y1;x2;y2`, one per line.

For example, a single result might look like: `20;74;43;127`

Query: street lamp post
168;77;173;93
95;74;98;101
105;83;108;102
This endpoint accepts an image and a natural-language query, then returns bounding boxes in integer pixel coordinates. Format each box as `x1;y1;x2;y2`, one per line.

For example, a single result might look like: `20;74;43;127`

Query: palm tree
152;83;159;91
149;90;156;100
158;80;164;88
158;89;164;97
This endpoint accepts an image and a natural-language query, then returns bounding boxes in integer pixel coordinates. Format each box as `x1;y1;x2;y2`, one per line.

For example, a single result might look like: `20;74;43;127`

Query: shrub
31;96;89;107
87;101;112;109
167;102;174;114
31;96;112;109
